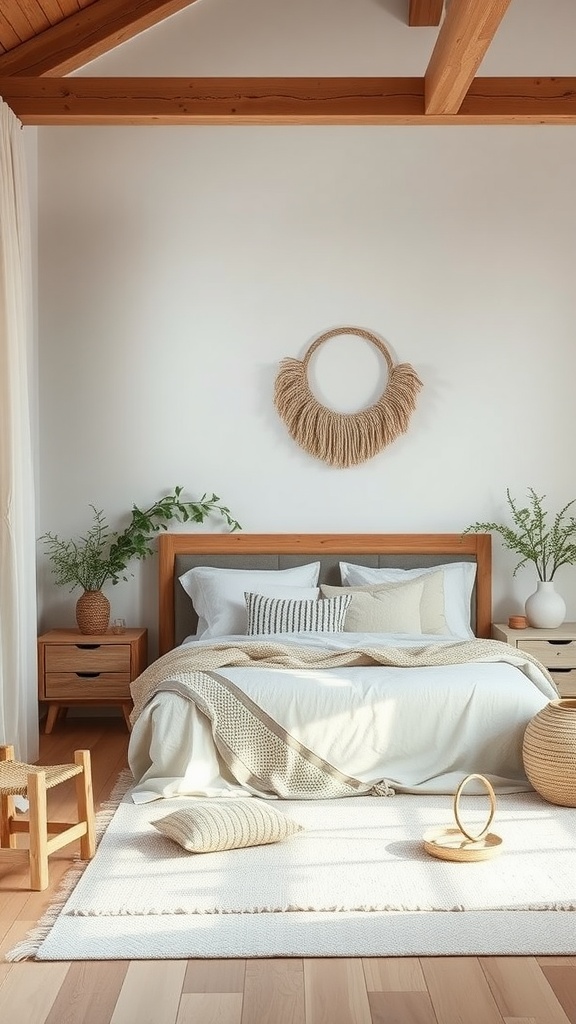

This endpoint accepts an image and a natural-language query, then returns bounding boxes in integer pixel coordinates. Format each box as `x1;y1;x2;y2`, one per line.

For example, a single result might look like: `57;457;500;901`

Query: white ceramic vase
525;581;566;629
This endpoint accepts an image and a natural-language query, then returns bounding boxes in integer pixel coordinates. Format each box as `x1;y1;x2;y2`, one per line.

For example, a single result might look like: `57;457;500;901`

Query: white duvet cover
128;632;557;803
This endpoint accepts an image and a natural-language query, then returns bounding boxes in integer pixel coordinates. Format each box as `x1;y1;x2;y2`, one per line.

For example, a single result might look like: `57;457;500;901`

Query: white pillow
245;591;351;635
339;561;476;639
179;564;321;639
320;579;426;634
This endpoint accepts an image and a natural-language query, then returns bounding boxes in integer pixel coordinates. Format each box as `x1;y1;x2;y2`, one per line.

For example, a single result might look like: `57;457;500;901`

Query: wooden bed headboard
158;532;492;654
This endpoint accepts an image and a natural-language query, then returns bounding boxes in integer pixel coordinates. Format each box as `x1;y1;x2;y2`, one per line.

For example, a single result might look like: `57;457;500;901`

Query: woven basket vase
522;699;576;807
75;590;110;635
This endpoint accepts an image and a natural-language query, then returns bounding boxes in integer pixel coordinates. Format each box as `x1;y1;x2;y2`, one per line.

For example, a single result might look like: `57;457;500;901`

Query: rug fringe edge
4;767;134;962
65;902;576;917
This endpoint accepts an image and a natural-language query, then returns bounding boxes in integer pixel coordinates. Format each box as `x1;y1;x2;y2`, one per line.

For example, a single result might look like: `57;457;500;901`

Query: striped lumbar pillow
245;591;351;635
152;800;304;853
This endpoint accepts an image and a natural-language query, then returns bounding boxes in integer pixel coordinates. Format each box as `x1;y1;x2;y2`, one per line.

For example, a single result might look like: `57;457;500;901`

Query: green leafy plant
464;487;576;581
39;487;241;592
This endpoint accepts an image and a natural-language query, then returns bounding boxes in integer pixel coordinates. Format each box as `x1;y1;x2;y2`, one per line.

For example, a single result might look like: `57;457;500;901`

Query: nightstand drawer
38;627;147;734
549;669;576;697
45;644;131;673
45;673;131;699
517;640;576;668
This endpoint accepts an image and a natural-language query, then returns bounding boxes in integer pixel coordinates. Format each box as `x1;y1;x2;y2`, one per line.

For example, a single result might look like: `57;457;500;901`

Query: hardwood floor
1;721;575;1024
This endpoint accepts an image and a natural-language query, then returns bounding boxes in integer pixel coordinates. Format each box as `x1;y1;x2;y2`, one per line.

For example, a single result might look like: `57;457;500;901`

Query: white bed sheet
128;632;558;803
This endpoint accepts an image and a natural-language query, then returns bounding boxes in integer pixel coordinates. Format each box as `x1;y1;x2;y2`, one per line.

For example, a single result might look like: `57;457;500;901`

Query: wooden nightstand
37;628;148;734
492;622;576;697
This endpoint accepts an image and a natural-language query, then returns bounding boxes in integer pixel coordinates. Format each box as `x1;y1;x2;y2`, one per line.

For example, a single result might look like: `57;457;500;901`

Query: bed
127;532;558;803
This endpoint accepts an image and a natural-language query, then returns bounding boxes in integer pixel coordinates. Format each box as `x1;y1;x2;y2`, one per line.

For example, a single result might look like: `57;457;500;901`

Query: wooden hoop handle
302;326;394;373
453;773;496;842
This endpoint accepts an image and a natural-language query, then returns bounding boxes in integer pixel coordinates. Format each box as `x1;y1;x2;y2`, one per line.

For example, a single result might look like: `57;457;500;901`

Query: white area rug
8;780;576;960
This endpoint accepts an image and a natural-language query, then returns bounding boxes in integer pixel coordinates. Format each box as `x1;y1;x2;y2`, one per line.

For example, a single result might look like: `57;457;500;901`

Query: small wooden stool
0;745;96;890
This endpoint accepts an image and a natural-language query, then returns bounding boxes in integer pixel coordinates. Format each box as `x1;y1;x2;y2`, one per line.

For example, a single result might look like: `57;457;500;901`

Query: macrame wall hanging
274;326;423;469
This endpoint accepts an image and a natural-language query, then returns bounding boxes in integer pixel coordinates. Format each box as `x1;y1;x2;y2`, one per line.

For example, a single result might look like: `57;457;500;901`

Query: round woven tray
422;828;503;863
423;773;503;863
523;699;576;807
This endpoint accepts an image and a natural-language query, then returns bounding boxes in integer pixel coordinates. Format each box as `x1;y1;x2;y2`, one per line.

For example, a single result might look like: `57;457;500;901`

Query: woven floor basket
522;699;576;807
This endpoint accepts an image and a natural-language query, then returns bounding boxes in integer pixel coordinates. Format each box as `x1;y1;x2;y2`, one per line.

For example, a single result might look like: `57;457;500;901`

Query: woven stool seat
0;761;83;796
0;745;96;890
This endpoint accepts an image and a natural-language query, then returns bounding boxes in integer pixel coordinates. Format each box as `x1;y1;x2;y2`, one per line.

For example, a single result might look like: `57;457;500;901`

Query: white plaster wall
36;0;576;655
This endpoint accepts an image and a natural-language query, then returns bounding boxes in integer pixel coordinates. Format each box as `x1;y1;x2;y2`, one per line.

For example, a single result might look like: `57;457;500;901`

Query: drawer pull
75;672;101;678
76;644;101;650
550;667;572;673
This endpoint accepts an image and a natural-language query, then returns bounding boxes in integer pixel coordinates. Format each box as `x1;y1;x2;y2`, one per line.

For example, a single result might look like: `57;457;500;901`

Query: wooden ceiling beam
0;76;424;123
425;0;513;115
2;77;576;126
408;1;444;27
0;0;200;76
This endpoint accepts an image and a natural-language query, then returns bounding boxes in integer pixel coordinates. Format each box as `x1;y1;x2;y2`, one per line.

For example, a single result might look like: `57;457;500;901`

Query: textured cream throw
131;638;554;723
129;639;555;801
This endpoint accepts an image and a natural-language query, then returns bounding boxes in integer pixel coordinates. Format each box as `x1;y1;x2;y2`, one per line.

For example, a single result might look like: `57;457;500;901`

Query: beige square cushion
321;571;447;634
340;562;469;638
152;800;304;853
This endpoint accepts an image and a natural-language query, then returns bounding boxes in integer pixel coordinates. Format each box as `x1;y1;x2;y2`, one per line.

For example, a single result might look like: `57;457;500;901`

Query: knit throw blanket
129;638;554;801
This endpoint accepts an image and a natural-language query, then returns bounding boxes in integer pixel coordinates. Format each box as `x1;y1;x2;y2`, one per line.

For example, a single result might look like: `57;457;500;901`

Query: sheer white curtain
0;98;38;762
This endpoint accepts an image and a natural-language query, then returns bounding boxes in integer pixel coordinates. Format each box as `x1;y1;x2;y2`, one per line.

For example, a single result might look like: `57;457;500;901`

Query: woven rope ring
274;326;423;468
453;773;497;842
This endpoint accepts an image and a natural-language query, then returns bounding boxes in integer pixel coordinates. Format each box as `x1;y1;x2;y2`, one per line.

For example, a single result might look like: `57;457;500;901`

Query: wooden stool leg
0;745;17;849
28;770;49;891
0;793;16;848
74;750;96;859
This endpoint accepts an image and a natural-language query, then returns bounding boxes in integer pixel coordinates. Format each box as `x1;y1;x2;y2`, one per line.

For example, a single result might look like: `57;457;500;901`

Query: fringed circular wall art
274;326;423;469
